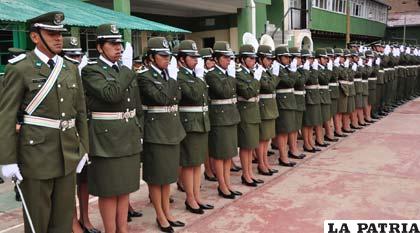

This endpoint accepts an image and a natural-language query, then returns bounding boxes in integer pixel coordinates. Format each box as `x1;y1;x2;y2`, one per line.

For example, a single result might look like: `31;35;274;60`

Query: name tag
32;78;47;84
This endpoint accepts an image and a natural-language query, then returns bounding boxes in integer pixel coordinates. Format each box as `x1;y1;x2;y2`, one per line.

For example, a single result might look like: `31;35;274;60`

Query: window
0;24;14;72
313;0;328;9
351;0;364;17
332;0;346;13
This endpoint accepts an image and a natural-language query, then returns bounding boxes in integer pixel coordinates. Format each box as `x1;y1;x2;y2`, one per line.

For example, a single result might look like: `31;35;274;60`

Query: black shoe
198;203;214;210
271;143;279;150
127;215;132;222
241;176;258;187
229;189;243;196
350;125;362;130
80;222;101;233
169;197;174;204
267;150;275;156
218;187;235;199
252;178;264;184
128;210;143;218
315;141;329;147
288;151;306;159
185;201;204;214
257;167;273;176
359;123;369;126
156;219;174;233
278;159;296;167
334;132;348;137
177;182;185;192
204;173;218;182
371;115;381;119
342;129;355;133
230;165;241;172
324;136;339;142
364;119;376;123
378;112;388;116
168;220;185;227
269;168;279;173
303;146;317;153
251;159;258;164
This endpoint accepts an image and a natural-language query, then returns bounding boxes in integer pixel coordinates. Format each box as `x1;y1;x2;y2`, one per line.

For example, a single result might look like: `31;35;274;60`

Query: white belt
179;106;208;112
368;77;378;81
23;115;75;131
258;93;276;99
293;90;306;95
348;81;354;85
339;80;350;85
361;80;368;83
211;98;237;105
305;85;319;90
384;68;392;71
143;105;178;113
319;85;329;90
328;82;339;87
238;96;259;102
389;68;395;71
354;78;362;82
276;88;294;93
379;70;385;73
92;109;136;120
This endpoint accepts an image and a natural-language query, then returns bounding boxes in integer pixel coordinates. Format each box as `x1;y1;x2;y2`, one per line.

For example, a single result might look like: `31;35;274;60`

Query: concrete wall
386;26;420;44
185;28;239;51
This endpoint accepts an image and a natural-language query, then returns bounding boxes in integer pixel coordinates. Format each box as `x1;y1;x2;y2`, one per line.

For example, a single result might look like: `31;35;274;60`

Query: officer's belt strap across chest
25;56;64;115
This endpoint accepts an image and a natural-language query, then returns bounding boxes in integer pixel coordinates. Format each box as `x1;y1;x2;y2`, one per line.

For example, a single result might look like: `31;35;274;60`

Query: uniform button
203;112;206;115
38;84;42;88
72;84;76;88
221;110;224;113
57;84;61;88
29;140;34;145
174;113;177;116
284;96;287;99
173;97;177;101
184;119;188;122
151;118;154;120
127;98;131;102
60;98;64;102
244;106;247;109
61;113;66;117
126;89;129;92
105;129;108;132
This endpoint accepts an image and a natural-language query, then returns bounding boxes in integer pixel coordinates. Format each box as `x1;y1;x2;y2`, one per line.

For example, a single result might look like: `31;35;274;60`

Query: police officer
364;50;377;123
333;48;349;137
325;48;340;142
206;41;241;199
81;24;142;233
139;37;186;232
0;11;89;233
177;40;214;214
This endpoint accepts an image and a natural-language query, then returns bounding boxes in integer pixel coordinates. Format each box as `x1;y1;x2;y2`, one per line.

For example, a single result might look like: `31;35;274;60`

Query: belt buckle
169;105;177;112
60;120;70;131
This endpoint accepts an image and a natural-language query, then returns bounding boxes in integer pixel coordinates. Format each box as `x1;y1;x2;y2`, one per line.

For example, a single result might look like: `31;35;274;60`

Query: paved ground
1;99;420;233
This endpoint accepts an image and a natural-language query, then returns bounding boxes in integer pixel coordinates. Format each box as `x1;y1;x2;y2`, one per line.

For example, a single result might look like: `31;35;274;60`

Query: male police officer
0;12;89;233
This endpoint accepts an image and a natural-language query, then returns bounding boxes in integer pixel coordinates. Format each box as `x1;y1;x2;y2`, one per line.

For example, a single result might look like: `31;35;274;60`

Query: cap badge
110;24;119;34
162;40;169;48
70;37;78;46
54;13;64;25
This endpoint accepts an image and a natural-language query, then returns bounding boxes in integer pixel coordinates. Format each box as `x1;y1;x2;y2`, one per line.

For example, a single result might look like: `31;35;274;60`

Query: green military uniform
365;50;377;108
0;12;89;233
346;50;357;114
177;40;210;167
302;49;322;126
359;52;370;108
257;46;279;141
353;50;365;109
274;46;297;133
327;48;339;116
139;37;186;184
81;24;142;196
205;41;240;159
335;49;350;113
289;47;306;130
315;48;332;123
236;44;261;149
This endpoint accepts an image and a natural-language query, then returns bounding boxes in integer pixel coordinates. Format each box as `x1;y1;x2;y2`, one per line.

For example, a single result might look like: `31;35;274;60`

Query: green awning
0;0;190;33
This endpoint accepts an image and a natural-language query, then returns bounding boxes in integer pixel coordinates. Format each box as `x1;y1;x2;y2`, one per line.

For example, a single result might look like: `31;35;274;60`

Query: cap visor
156;51;172;56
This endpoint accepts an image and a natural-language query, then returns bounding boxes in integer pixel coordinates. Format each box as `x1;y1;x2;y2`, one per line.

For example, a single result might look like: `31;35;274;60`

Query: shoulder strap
25;56;64;115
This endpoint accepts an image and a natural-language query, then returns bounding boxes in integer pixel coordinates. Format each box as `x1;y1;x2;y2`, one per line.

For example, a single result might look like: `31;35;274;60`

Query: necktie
112;64;119;73
225;71;228;76
47;59;55;69
192;71;197;78
161;71;167;80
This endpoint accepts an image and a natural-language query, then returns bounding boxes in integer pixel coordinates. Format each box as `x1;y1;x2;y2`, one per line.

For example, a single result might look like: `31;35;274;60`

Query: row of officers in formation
1;11;420;233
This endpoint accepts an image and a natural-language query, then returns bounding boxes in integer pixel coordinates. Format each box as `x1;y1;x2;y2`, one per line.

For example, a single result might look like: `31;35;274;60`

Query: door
290;0;301;29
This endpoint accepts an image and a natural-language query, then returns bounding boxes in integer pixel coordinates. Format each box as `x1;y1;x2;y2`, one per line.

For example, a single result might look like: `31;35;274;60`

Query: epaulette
135;68;149;74
8;54;26;64
236;68;242;72
87;61;97;65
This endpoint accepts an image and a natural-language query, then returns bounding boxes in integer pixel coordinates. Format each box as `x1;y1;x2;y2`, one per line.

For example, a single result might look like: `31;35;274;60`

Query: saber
12;177;36;233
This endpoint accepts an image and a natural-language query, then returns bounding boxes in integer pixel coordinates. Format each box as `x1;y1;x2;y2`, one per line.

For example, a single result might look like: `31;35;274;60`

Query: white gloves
352;63;357;71
367;58;373;67
76;153;89;173
311;59;319;70
400;45;405;53
375;57;381;66
272;60;280;76
289;58;297;72
334;57;340;67
303;60;310;70
1;164;23;182
121;42;133;69
327;60;333;71
227;60;236;78
254;64;264;81
168;56;179;80
357;59;364;67
384;45;391;56
194;58;205;79
78;55;88;76
406;47;411;55
344;58;350;68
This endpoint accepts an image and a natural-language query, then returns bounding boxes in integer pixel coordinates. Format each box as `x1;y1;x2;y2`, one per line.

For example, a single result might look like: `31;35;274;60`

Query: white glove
303;60;310;70
327;60;333;71
352;63;357;71
194;58;205;79
367;58;373;67
344;58;350;68
311;59;319;70
375;57;381;66
357;59;364;67
1;164;23;182
121;42;133;69
384;45;391;56
289;58;297;72
168;56;179;80
414;49;418;56
78;55;88;76
400;45;405;53
227;60;236;78
76;154;89;173
334;57;340;67
358;46;364;53
406;47;411;55
272;60;280;76
254;64;264;81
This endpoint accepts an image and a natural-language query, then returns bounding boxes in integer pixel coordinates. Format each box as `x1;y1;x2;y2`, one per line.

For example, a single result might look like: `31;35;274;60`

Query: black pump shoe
185;201;204;214
241;176;258;187
156;219;174;233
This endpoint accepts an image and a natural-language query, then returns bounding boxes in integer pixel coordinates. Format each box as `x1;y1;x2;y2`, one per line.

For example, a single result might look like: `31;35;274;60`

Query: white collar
241;65;251;73
318;64;325;69
151;64;163;74
279;63;287;69
34;47;58;68
215;64;227;74
64;55;80;64
99;55;118;68
181;66;193;75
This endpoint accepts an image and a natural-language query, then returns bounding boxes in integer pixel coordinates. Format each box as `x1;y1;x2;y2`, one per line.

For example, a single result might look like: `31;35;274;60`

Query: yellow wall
185;27;239;52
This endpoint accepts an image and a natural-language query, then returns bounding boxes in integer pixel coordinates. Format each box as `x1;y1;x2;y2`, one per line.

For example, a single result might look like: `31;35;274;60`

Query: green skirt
209;125;238;160
275;109;296;134
321;104;331;123
363;96;369;108
303;104;322;127
143;143;180;185
347;96;356;113
355;93;364;108
368;89;376;105
88;154;140;197
259;119;276;141
238;122;259;149
338;90;348;113
180;132;208;167
293;111;304;131
330;99;338;116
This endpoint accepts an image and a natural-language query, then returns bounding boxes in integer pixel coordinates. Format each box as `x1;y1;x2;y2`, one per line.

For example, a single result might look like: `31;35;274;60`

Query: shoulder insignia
136;68;149;74
186;79;195;83
87;61;97;65
8;54;27;64
208;68;215;72
236;68;242;72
